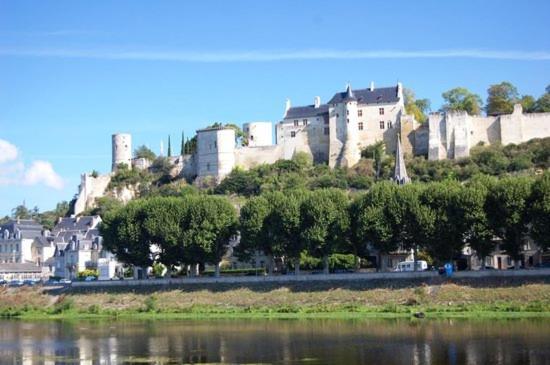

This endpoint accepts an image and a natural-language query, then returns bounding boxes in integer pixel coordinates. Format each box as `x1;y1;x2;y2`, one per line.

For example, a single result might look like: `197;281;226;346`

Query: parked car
59;279;72;285
22;279;37;286
394;260;428;272
84;276;97;282
0;279;7;286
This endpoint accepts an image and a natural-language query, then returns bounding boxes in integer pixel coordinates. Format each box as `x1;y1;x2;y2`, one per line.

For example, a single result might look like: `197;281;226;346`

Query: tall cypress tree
167;135;172;157
184;131;189;155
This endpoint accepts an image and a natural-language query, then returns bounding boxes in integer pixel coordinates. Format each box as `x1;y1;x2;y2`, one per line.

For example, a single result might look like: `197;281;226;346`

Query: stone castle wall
428;105;550;161
73;173;111;216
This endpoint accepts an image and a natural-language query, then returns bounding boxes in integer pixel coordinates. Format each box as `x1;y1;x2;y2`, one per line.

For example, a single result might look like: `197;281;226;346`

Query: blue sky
1;0;549;216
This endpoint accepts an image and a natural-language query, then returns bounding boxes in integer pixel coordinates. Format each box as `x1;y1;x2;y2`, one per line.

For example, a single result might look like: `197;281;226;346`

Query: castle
73;82;550;215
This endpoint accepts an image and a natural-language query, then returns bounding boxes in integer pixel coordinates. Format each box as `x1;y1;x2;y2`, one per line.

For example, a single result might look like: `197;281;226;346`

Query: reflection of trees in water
0;319;549;364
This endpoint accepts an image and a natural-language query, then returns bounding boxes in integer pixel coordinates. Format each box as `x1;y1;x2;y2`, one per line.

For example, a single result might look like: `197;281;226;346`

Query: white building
51;216;122;280
0;219;56;280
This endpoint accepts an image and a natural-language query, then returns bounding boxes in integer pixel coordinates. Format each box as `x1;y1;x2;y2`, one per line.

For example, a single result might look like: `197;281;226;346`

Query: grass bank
2;279;550;320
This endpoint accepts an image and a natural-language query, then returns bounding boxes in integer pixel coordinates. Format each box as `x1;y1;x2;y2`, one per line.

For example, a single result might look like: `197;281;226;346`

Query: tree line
100;173;550;276
405;82;550;122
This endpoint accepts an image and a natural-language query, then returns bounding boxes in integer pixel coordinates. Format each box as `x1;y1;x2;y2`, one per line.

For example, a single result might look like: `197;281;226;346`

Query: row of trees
101;195;238;277
406;82;550;121
1;201;71;229
443;82;550;116
101;173;550;276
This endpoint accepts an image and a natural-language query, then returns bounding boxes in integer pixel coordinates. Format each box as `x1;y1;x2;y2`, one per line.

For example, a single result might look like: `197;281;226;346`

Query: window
379;121;385;129
324;117;329;125
291;131;296;138
346;110;349;116
303;119;308;126
206;162;211;171
324;127;329;135
358;122;364;131
346;118;349;123
379;107;384;115
214;141;217;148
358;109;363;117
294;120;299;127
250;135;254;141
336;113;339;118
388;121;393;129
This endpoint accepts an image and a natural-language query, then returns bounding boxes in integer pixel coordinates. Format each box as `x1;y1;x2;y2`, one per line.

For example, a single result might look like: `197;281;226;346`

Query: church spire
393;133;410;185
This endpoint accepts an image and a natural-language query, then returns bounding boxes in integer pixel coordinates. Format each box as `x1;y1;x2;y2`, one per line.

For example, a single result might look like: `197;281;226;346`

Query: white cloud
0;139;18;163
0;139;64;190
23;160;64;190
0;47;549;62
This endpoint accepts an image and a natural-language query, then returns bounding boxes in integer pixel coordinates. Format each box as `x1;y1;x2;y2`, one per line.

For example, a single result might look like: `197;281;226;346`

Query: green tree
264;191;305;274
529;172;550;252
182;196;238;277
100;200;155;270
37;201;70;229
134;145;156;161
534;85;550;112
486;176;533;268
11;204;31;219
237;195;271;267
184;136;197;154
441;87;483;115
87;196;123;217
184;131;189;156
486;81;520;115
393;184;435;270
351;182;399;271
141;197;189;275
520;95;536;113
300;189;350;274
462;176;498;269
361;141;386;180
404;88;431;123
421;181;467;264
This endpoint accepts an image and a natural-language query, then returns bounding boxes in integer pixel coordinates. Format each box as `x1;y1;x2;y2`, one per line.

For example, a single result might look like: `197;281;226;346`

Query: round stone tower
112;133;132;171
342;85;361;167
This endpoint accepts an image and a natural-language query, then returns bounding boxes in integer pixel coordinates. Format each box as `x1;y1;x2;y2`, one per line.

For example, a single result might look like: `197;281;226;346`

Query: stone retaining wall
72;268;550;288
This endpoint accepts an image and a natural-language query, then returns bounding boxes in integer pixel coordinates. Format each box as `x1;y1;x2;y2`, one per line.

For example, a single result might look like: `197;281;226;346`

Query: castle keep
73;83;550;215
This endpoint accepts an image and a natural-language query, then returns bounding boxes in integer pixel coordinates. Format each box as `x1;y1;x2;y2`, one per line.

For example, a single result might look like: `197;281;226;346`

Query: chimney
314;96;321;108
284;99;291;116
370;81;375;91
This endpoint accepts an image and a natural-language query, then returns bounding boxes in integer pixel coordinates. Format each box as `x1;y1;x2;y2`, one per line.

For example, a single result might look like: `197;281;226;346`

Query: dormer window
379;108;385;115
293;120;299;127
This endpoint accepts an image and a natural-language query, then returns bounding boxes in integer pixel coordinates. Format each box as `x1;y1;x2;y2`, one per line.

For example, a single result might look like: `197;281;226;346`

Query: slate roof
285;104;329;119
53;216;99;233
328;86;400;105
0;219;43;240
0;262;42;273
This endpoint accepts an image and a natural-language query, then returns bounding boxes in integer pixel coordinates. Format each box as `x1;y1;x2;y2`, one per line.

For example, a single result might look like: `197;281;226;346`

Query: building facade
51;216;122;280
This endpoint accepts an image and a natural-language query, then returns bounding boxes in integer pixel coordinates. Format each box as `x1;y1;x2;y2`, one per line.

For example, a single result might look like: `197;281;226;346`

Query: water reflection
0;318;548;364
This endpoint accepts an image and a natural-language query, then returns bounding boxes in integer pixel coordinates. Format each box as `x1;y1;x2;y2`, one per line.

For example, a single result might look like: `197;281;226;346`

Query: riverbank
2;276;550;319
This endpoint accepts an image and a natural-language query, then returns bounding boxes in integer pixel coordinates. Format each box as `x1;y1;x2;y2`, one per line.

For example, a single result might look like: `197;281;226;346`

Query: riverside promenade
72;268;550;289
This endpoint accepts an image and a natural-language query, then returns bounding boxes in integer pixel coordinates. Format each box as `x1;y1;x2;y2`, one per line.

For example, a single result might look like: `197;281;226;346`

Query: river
0;318;548;364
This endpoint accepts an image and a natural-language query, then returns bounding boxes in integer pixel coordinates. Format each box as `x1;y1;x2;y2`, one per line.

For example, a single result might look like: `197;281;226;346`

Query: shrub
51;297;75;314
77;269;98;280
143;295;158;312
